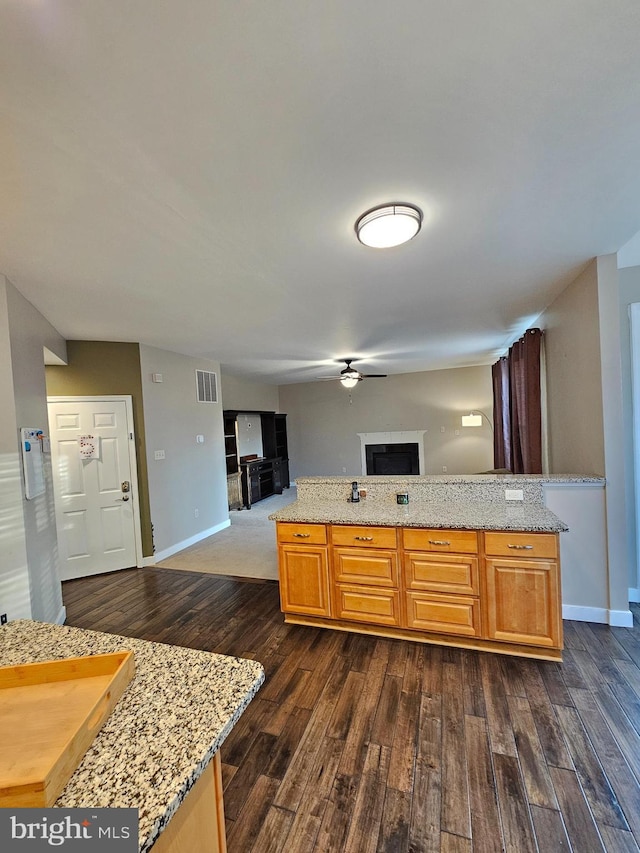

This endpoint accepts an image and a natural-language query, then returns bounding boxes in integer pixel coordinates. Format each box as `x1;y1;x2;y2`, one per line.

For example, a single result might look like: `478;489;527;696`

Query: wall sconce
461;413;483;428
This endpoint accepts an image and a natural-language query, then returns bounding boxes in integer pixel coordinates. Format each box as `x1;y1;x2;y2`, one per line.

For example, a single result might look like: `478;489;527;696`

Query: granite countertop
270;499;569;532
0;620;264;853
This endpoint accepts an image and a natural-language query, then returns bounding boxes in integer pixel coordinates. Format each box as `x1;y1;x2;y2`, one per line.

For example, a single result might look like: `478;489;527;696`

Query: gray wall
2;277;66;622
220;373;281;412
279;365;493;477
139;345;228;556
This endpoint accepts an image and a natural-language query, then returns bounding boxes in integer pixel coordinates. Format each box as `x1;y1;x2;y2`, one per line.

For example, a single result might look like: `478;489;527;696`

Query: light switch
196;435;205;444
152;373;163;383
154;450;165;460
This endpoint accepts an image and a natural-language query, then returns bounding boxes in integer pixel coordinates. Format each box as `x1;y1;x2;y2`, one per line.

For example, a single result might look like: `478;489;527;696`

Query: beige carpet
154;487;297;580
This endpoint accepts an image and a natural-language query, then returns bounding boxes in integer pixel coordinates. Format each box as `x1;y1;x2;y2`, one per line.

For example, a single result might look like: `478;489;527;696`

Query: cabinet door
484;558;561;648
279;545;331;617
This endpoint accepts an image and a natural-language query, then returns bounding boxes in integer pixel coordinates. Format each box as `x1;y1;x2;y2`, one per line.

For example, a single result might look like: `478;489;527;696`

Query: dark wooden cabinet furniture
223;410;290;509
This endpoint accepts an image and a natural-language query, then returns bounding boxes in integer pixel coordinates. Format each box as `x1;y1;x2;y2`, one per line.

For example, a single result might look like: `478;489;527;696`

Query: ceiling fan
334;359;388;388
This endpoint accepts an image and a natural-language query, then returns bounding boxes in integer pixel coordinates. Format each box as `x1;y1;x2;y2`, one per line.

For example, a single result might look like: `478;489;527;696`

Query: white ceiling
2;2;640;384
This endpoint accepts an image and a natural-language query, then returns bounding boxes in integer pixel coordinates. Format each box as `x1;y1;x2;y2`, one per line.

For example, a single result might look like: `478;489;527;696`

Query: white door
47;397;141;580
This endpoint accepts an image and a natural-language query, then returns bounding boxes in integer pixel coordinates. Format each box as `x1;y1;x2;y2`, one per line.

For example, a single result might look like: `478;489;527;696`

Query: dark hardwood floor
63;567;640;852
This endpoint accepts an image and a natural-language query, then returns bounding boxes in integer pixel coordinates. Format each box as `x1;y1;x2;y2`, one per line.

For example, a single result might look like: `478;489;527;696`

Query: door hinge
129;432;133;440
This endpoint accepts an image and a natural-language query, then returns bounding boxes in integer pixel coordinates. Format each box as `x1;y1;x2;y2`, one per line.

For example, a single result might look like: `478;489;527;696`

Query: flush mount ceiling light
355;203;422;248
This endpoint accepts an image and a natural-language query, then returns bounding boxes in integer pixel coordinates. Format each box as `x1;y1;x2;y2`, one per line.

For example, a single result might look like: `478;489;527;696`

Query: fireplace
357;431;426;475
365;443;420;475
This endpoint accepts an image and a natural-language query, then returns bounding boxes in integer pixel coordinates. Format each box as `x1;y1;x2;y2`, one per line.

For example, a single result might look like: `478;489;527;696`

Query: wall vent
195;370;217;403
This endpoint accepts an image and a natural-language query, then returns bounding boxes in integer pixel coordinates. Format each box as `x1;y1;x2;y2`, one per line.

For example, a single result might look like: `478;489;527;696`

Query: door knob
121;495;130;502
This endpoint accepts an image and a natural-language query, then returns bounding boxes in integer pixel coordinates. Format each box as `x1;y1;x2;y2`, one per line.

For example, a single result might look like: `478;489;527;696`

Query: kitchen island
0;620;264;853
270;475;571;661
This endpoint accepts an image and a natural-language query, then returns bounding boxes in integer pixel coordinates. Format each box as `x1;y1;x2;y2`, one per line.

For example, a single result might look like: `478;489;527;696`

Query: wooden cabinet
403;528;481;637
484;532;561;649
276;520;563;660
277;523;330;618
330;525;400;628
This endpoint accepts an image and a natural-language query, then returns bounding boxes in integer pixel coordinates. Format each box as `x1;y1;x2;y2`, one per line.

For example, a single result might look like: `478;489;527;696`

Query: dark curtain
492;328;543;474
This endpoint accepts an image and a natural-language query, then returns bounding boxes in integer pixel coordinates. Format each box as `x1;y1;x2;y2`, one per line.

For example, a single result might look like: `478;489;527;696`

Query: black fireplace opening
365;443;419;475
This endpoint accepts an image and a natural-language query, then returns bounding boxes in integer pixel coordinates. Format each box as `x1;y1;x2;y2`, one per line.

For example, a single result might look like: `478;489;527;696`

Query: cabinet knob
428;539;450;546
354;536;374;541
293;532;311;538
508;544;533;550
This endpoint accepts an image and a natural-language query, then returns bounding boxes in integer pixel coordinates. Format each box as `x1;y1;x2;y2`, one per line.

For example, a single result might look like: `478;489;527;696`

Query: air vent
195;370;217;403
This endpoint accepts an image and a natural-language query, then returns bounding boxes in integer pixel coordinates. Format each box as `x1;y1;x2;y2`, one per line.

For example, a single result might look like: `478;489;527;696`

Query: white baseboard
609;609;634;627
151;520;231;564
562;604;634;627
55;605;67;625
629;587;640;603
140;556;157;567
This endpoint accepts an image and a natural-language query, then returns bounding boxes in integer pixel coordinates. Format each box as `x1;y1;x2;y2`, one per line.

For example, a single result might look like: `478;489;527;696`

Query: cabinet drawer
405;552;479;595
331;525;398;549
335;584;401;627
276;522;327;545
402;528;478;554
333;548;399;587
484;531;557;559
405;592;481;637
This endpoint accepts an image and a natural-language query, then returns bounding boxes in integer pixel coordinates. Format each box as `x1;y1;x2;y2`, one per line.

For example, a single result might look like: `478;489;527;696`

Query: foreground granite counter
0;620;264;853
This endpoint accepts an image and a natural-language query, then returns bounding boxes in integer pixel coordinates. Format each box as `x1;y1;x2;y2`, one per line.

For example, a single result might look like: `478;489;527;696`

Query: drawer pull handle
428;539;451;546
354;536;374;541
293;533;311;538
508;544;533;550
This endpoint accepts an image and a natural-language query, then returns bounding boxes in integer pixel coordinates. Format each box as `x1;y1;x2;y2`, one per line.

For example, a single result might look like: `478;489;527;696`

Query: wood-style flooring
63;567;640;852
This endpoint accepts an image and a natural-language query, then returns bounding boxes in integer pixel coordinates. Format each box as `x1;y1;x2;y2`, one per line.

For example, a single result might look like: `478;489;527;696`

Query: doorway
47;396;143;580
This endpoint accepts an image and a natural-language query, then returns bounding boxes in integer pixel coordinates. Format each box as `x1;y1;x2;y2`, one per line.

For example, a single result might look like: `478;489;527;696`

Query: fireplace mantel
357;431;426;475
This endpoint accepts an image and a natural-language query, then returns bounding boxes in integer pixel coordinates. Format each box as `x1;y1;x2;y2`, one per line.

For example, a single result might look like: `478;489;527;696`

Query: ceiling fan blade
361;374;387;378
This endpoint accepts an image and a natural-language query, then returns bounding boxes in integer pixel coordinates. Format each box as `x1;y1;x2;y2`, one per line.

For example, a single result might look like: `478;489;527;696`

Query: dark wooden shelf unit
223;410;290;509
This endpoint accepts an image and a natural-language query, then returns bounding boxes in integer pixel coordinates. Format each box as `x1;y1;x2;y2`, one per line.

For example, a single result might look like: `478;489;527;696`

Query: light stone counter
269;497;568;532
0;620;264;853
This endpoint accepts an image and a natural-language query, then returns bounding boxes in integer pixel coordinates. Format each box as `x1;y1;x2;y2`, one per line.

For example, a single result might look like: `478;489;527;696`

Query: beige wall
2;277;66;622
279;365;493;477
541;255;630;617
46;341;153;556
618;265;640;595
220;373;281;411
139;345;227;557
539;259;605;475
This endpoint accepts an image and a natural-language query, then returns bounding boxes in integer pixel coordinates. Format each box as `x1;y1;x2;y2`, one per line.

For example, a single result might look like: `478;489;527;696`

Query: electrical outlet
505;489;524;501
194;508;199;518
442;466;447;472
0;614;7;625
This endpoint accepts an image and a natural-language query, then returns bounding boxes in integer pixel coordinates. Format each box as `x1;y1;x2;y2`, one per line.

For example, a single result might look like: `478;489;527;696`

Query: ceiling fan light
340;374;360;389
355;203;422;248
